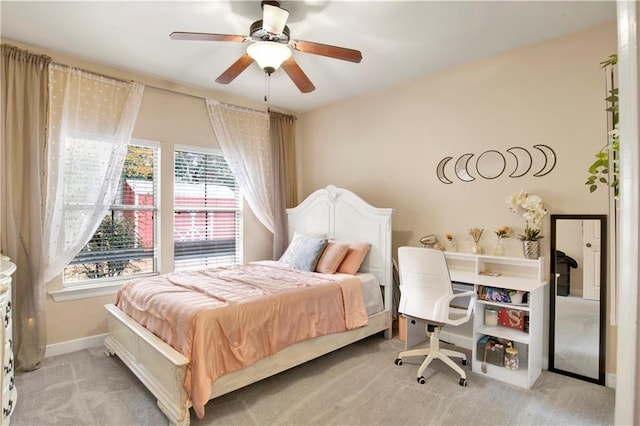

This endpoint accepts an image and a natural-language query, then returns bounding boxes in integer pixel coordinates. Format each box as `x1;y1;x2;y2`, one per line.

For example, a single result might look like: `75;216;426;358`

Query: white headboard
287;185;394;292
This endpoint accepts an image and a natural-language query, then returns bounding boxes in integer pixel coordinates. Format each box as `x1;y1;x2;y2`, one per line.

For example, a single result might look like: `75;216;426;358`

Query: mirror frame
476;149;506;179
549;214;607;385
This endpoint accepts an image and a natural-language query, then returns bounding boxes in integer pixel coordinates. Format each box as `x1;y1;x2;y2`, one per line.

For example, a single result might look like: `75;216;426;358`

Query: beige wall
298;22;617;373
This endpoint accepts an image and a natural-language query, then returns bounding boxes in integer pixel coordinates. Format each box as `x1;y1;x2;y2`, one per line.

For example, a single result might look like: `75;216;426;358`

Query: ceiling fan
170;0;362;93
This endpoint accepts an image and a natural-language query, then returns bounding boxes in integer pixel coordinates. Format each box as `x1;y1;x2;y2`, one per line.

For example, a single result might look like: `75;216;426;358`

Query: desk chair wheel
459;378;468;387
394;358;402;366
417;376;426;384
461;359;467;366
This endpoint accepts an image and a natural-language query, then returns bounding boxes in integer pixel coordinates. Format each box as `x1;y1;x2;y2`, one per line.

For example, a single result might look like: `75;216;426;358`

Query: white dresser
0;257;16;425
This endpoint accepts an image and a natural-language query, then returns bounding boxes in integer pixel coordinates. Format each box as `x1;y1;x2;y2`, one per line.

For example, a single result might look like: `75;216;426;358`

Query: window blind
174;148;242;271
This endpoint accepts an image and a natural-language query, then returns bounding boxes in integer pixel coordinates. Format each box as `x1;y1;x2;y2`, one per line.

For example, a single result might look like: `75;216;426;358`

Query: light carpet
13;335;614;425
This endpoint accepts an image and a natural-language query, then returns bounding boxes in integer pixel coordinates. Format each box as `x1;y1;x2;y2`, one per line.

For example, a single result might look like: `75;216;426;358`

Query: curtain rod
145;83;296;119
51;61;131;84
213;99;269;116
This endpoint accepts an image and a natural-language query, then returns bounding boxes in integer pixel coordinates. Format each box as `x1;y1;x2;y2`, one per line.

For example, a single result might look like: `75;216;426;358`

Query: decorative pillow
315;241;350;274
279;233;328;271
336;242;371;275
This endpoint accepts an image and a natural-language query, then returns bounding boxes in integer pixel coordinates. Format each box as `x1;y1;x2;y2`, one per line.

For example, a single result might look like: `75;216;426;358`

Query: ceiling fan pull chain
264;72;268;103
264;72;271;111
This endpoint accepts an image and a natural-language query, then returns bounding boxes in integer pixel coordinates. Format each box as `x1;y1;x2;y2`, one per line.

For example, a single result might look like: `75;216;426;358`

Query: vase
523;240;540;259
472;242;483;254
448;241;458;252
510;291;524;304
493;239;504;256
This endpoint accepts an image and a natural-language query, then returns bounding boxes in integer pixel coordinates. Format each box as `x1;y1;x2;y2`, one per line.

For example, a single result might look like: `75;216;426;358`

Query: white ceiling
1;1;616;113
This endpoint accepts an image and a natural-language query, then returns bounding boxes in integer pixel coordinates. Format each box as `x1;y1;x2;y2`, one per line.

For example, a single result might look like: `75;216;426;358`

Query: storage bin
398;314;406;342
476;335;506;366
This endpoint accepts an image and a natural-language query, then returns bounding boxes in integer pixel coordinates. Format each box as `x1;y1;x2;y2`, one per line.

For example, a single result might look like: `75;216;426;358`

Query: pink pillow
315;242;350;274
336;242;371;275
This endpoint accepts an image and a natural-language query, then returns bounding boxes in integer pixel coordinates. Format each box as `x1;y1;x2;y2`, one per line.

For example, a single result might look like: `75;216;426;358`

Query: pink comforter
115;261;368;418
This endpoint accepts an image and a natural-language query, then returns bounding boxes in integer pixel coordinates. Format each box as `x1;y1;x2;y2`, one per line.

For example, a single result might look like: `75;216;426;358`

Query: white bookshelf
444;252;548;389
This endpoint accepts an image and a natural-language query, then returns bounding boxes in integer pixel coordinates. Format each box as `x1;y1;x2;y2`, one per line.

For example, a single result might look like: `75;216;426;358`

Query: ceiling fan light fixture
262;4;289;35
247;42;292;74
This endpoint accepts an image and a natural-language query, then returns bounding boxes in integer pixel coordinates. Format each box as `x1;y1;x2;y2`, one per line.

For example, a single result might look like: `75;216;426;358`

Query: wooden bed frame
104;185;394;425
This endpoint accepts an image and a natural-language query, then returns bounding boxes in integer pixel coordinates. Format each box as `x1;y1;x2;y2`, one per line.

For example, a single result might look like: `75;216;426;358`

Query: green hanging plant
586;54;618;198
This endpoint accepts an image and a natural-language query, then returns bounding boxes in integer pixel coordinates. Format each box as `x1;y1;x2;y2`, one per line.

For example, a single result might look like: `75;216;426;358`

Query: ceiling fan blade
281;58;316;93
170;32;247;43
262;3;289;35
291;39;362;63
215;54;255;84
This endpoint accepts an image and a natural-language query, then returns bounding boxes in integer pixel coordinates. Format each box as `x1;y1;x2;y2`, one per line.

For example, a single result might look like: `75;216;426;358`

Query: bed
103;185;394;425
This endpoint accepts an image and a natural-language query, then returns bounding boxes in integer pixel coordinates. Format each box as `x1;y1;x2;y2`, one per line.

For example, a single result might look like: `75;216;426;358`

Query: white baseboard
45;333;107;358
606;373;616;389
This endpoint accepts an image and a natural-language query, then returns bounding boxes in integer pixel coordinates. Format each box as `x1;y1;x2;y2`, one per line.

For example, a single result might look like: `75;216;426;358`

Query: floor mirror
549;214;606;385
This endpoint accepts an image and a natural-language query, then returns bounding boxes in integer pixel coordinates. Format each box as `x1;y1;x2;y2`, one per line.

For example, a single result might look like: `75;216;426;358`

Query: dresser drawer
2;316;11;342
2;383;16;423
2;350;12;381
2;373;14;396
2;339;10;376
2;299;11;331
0;282;9;306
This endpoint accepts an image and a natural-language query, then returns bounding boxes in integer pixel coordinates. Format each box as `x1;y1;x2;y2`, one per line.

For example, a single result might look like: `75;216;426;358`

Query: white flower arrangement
506;190;548;241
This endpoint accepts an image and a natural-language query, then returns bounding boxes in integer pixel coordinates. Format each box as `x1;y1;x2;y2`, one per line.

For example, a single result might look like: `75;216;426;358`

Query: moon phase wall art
436;145;556;184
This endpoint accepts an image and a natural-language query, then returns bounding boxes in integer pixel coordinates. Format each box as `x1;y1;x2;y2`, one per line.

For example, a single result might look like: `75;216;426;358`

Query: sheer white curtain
42;65;144;283
206;100;275;233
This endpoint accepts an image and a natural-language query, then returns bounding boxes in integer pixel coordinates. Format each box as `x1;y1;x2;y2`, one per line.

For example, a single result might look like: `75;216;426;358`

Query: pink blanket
115;261;368;418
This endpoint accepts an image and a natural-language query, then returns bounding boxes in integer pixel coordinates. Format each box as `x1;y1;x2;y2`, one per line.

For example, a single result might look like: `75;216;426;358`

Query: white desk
402;252;548;389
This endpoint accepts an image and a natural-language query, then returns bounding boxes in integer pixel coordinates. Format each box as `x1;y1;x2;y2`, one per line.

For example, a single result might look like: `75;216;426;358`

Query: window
63;141;159;284
174;146;242;271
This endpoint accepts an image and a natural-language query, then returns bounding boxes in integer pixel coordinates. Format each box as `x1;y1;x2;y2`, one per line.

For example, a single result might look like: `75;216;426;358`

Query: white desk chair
394;246;476;386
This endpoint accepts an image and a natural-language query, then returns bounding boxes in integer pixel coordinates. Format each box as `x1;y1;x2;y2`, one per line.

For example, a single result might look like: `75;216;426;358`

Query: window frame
60;138;161;289
51;142;245;302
